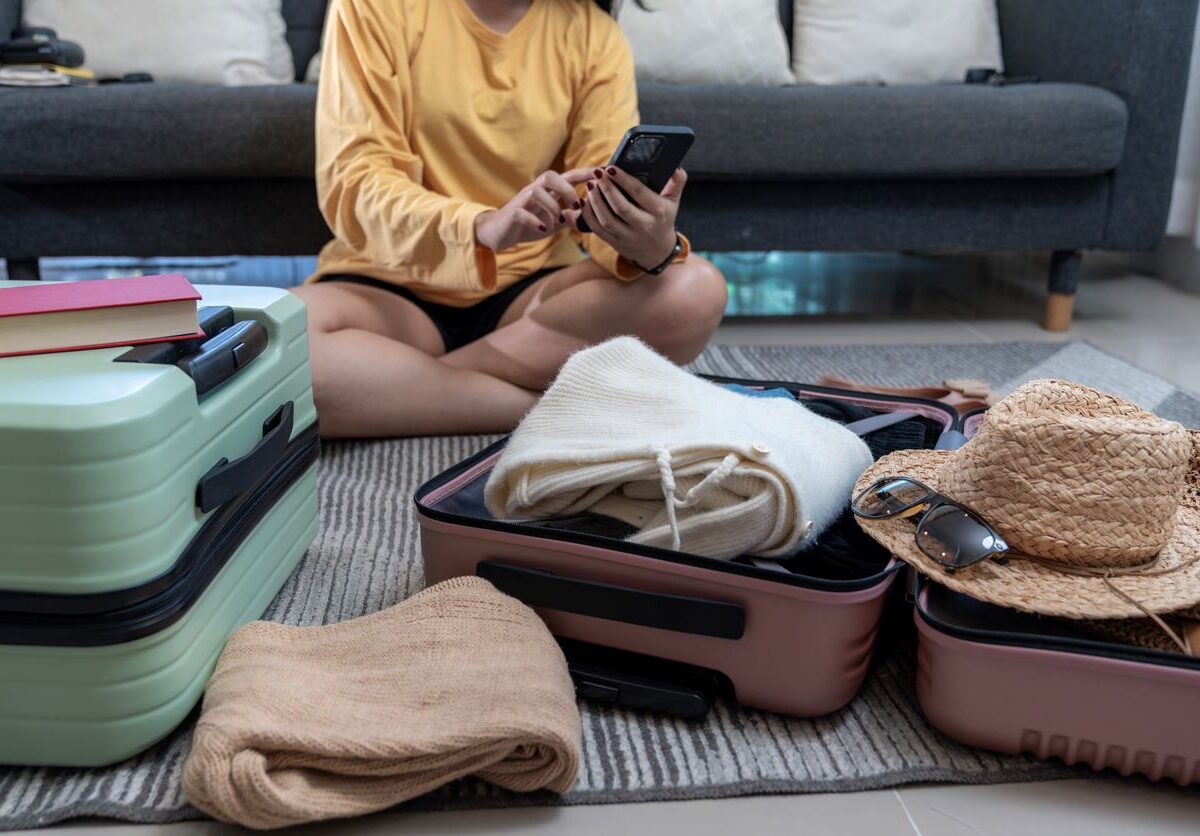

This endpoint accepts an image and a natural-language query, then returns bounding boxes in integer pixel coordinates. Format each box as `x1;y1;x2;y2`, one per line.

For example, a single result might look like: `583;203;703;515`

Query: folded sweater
182;578;580;829
485;337;874;558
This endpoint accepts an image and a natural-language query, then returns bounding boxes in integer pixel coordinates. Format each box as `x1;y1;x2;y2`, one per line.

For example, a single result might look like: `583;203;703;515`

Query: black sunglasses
851;477;1009;573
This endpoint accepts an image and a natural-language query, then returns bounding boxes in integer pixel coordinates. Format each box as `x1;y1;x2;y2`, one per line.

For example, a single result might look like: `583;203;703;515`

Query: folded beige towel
182;577;580;830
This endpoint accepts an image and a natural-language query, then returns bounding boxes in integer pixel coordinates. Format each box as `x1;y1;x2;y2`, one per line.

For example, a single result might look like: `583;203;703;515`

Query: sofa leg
1043;250;1081;332
6;258;41;281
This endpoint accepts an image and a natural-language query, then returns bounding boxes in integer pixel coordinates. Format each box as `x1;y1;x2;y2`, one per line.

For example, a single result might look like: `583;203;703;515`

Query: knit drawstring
653;446;742;551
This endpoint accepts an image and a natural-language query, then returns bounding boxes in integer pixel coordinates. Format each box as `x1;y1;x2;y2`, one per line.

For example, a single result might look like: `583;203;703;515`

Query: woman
294;0;728;438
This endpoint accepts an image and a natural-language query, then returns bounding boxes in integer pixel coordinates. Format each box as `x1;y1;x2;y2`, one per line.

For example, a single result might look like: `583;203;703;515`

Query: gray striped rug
3;341;1198;830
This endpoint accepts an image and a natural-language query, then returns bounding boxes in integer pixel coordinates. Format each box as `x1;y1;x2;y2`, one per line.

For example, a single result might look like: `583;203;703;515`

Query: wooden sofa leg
6;258;41;281
1043;250;1081;332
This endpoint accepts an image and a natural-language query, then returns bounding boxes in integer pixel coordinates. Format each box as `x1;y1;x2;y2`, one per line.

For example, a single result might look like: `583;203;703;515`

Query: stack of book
0;275;202;358
0;64;95;87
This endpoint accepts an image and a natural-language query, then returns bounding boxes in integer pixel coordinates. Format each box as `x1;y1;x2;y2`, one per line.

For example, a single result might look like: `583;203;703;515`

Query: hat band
1009;550;1162;579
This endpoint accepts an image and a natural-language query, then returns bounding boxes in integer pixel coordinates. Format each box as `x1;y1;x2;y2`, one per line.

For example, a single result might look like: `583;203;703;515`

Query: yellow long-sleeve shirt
312;0;669;307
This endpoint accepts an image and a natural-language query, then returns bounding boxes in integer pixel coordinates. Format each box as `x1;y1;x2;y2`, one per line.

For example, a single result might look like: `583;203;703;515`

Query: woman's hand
475;169;593;252
578;166;686;271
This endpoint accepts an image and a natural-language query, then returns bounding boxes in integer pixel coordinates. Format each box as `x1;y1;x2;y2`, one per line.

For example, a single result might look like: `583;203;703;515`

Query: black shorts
319;268;554;353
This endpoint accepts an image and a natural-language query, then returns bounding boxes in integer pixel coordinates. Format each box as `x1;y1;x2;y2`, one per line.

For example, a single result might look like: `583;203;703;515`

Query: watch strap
640;233;683;275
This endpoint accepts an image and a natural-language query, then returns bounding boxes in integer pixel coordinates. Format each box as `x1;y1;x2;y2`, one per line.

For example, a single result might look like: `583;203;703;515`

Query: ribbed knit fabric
182;578;580;830
485;338;874;558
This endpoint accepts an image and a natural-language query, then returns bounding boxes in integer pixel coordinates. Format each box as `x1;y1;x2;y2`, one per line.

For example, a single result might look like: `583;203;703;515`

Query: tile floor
6;251;1200;834
712;250;1200;398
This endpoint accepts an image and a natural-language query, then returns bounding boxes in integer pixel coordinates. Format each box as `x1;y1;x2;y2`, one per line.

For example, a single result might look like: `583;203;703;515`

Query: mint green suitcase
0;282;319;767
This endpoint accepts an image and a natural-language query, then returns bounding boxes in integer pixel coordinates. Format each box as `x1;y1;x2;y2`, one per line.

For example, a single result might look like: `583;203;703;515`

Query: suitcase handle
177;320;269;397
196;401;294;512
476;560;745;639
116;306;268;397
114;305;235;368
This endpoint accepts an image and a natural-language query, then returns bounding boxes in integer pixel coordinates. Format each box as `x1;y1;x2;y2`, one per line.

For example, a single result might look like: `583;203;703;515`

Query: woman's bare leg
293;255;725;437
292;282;538;438
442;254;727;391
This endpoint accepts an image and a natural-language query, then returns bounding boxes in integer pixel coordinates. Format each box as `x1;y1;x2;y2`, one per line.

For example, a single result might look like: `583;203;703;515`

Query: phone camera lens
627;135;664;163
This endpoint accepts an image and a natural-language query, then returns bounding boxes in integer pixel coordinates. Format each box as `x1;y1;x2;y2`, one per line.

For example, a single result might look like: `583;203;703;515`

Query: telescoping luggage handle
116;306;269;397
476;560;746;640
196;401;295;513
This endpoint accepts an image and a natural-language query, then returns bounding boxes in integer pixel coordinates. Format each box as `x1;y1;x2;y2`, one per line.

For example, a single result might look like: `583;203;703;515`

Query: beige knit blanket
182;578;580;829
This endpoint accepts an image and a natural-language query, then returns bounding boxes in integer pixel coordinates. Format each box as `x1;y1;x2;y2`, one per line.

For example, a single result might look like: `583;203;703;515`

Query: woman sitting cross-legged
293;0;728;439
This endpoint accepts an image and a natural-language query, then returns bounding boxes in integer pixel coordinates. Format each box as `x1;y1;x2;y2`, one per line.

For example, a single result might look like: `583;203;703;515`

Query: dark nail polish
558;213;566;223
574;200;582;209
594;168;604;178
586;182;595;191
607;166;617;176
538;223;547;232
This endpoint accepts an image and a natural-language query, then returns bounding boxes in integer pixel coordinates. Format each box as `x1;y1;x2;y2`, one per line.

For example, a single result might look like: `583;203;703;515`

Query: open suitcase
0;282;319;767
914;578;1200;786
418;379;970;719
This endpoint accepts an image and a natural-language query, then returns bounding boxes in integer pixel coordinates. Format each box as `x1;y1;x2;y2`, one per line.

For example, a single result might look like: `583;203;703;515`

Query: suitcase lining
917;582;1200;673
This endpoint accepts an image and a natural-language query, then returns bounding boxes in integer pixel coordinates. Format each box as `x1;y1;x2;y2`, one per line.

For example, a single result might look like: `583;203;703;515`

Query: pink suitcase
915;579;1200;785
417;379;965;719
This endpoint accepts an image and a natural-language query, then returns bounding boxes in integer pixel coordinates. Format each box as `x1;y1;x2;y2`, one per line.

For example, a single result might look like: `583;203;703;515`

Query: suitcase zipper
0;424;320;647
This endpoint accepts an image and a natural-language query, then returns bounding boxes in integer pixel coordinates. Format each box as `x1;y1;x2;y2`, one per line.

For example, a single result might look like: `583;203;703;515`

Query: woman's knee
638;256;727;356
290;285;341;336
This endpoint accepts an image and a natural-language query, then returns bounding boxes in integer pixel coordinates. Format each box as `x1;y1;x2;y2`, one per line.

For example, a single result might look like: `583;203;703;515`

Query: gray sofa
0;0;1196;330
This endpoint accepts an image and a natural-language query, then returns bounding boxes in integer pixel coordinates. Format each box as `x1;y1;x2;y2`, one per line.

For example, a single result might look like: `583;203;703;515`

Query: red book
0;274;202;358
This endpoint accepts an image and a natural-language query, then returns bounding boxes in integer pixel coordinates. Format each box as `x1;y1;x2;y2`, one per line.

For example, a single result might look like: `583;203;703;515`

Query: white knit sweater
485;338;874;559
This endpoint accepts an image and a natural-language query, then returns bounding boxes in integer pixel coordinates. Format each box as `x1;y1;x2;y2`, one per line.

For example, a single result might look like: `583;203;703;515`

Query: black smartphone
577;124;694;233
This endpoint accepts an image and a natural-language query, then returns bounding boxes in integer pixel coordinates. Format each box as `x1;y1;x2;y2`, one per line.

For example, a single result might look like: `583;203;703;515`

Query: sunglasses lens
853;478;931;519
915;504;1005;571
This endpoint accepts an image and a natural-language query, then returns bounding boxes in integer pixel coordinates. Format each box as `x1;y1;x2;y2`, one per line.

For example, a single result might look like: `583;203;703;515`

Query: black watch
638;233;683;275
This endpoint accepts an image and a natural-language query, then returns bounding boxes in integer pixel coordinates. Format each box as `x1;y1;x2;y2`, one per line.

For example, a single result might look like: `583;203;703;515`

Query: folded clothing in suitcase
418;379;968;719
915;580;1200;786
0;283;319;767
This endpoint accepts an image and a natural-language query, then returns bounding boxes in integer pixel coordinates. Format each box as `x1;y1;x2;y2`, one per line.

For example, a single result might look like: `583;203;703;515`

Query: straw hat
1080;605;1200;655
854;379;1200;619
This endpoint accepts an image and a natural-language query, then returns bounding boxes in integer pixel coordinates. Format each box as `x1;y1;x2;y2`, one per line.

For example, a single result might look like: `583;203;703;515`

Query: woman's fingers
596;177;652;227
581;195;619;246
540;171;585;211
560;168;596;186
526;185;564;224
513;207;549;233
604;166;659;209
660;167;688;203
587;182;625;238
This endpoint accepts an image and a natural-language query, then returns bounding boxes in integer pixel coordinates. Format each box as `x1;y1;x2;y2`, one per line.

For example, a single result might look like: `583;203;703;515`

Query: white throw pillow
305;50;322;85
618;0;794;86
793;0;1003;85
23;0;294;86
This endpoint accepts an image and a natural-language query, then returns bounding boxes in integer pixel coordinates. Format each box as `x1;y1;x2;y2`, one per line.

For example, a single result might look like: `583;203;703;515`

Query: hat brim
854;449;1200;619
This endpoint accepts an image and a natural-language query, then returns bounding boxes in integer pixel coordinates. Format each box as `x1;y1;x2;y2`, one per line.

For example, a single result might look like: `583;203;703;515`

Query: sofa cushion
639;81;1129;178
0;83;316;182
24;0;295;87
618;0;794;86
283;0;327;83
0;0;19;41
0;80;1128;183
790;0;1004;85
